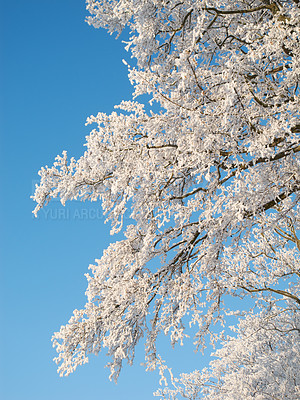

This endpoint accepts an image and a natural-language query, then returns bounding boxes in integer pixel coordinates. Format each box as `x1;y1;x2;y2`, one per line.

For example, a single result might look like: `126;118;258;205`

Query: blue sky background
0;1;210;399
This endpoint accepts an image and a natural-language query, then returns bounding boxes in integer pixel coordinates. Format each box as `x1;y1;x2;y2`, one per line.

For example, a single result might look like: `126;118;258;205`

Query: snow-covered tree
155;300;300;399
33;0;300;398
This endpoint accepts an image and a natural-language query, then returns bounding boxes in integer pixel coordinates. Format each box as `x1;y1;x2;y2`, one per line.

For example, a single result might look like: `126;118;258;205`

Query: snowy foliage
33;1;300;398
156;301;300;399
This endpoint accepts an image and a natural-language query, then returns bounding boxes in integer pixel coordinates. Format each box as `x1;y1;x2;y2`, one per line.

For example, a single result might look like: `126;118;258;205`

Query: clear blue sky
0;1;208;399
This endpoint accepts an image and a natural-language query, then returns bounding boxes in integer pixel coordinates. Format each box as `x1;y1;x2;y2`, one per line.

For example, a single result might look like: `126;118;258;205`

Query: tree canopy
33;1;300;398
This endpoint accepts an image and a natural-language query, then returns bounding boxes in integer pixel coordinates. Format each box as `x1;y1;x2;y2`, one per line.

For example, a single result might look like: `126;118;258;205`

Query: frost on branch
155;300;300;400
33;0;300;395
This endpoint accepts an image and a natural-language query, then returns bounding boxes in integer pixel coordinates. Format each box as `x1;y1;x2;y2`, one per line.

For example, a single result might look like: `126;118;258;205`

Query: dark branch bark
205;4;275;15
240;285;300;305
245;183;300;218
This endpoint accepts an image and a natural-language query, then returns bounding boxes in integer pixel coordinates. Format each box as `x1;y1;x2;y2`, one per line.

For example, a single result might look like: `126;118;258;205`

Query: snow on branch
33;1;300;397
